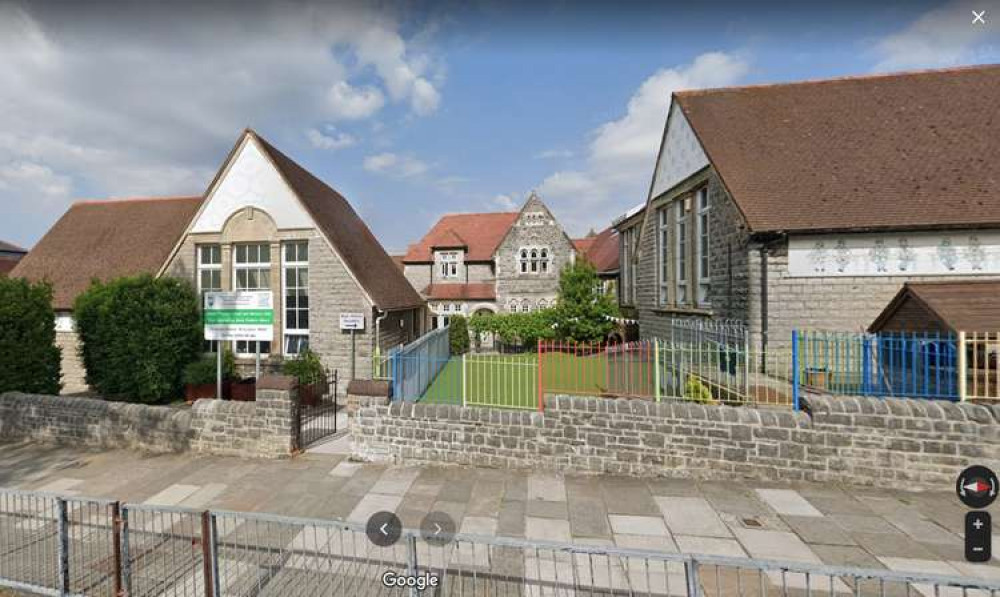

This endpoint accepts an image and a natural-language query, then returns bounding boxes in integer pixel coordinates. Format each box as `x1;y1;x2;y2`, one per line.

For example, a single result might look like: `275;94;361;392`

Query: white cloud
0;1;444;246
873;0;1000;72
536;52;749;235
492;193;518;210
534;149;573;160
0;160;71;200
326;81;385;120
306;127;356;150
363;152;429;178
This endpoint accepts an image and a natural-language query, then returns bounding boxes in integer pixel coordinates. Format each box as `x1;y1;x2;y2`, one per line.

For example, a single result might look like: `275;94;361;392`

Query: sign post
339;313;366;380
204;291;274;397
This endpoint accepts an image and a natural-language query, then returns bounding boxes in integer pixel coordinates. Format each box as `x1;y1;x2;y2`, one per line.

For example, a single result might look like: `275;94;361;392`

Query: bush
449;315;470;355
683;375;716;404
283;348;326;385
182;350;236;386
74;275;202;403
0;277;61;394
551;259;618;342
469;310;557;349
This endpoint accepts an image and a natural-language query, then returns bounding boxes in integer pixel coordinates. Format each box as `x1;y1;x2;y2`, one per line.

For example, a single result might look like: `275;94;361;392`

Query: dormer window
439;251;459;279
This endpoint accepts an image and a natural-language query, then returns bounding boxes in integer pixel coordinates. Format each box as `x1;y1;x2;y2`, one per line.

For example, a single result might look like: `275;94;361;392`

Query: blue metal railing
794;330;958;401
390;327;451;401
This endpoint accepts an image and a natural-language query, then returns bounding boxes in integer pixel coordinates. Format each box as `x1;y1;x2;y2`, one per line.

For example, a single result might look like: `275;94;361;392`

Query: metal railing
3;488;1000;596
390;327;451;401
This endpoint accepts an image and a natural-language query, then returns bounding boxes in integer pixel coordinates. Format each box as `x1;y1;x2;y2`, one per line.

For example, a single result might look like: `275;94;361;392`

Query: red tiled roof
572;237;596;254
674;64;1000;233
422;283;496;301
11;197;203;309
0;256;22;276
404;212;518;263
582;227;619;274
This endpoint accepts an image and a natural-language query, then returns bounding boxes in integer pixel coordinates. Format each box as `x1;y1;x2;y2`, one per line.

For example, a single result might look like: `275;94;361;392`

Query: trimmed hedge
449;315;470;355
0;277;61;394
74;275;202;403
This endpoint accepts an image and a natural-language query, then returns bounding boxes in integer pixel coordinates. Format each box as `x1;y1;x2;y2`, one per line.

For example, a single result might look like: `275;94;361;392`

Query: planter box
299;380;329;407
230;379;256;402
185;381;230;403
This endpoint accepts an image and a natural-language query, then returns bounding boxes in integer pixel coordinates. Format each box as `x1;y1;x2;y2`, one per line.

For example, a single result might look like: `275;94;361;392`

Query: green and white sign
204;291;273;341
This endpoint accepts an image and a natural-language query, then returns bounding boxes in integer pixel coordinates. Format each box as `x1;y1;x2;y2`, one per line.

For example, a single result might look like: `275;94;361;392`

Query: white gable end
190;137;314;233
649;101;709;199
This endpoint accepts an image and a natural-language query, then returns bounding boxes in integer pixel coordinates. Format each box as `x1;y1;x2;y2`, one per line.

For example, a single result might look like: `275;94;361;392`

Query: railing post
462;353;468;407
654;339;661;403
406;533;419;597
120;507;132;596
959;331;968;402
200;511;214;597
684;557;701;597
57;497;69;596
111;502;123;597
791;330;800;411
537;341;544;412
209;513;222;597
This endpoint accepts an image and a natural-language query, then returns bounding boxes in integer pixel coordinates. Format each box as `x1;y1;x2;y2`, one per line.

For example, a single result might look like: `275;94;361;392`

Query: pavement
2;440;1000;586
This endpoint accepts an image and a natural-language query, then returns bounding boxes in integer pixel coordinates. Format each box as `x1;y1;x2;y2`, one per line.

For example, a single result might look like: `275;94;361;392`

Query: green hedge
448;315;470;355
74;275;202;403
0;277;61;394
468;310;557;348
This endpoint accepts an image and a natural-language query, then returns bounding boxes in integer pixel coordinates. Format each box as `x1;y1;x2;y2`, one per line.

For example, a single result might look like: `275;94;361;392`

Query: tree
551;258;618;342
449;314;470;355
0;277;61;394
74;274;202;403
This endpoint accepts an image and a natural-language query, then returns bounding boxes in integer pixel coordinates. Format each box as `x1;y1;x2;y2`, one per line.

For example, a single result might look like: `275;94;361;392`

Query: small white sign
339;313;366;331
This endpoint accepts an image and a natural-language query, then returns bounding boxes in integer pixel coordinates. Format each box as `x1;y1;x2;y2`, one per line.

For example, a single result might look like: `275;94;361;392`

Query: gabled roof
870;280;1000;333
404;212;518;263
423;283;496;301
11;197;203;310
251;132;423;311
672;64;1000;233
577;227;619;274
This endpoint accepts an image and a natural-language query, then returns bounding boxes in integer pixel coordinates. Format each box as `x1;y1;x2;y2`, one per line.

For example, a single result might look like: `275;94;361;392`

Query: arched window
521;299;531;313
508;299;518;312
530;249;538;273
537;298;547;310
540;248;549;273
519;249;529;273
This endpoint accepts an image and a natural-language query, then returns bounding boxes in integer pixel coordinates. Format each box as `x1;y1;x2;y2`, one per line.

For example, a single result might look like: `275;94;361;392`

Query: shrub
182;350;236;386
551;259;618;342
449;315;470;355
283;348;326;385
0;277;61;394
468;310;556;349
74;274;202;403
683;375;716;404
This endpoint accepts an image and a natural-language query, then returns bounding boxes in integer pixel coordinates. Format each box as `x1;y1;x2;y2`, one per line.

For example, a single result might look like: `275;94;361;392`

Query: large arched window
519;249;529;273
540;248;549;273
530;249;539;273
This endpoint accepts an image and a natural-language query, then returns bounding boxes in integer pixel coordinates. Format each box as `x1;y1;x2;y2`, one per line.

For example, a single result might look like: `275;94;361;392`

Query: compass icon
957;465;998;509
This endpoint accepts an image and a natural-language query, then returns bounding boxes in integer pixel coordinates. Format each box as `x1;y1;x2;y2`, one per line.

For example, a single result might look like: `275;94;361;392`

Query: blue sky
1;0;997;253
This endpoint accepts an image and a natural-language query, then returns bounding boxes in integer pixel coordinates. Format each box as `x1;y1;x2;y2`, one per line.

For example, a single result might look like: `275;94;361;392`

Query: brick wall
352;394;1000;488
0;376;299;458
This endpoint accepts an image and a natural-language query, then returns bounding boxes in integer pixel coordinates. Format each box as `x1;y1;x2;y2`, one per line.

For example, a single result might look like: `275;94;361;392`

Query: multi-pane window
518;247;550;275
521;299;531;313
519;249;529;273
197;245;222;353
234;243;271;356
439;251;459;278
674;201;689;305
508;298;518;312
656;207;669;306
283;241;309;356
619;226;638;305
530;249;539;272
540;248;549;273
695;187;711;306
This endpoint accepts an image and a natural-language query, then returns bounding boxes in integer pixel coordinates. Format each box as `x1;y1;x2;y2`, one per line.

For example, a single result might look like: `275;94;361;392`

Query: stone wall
0;376;299;458
0;392;192;453
56;331;88;394
352;394;1000;488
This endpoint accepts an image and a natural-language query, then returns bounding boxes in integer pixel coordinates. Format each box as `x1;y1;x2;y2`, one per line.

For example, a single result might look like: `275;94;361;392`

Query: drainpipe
757;234;785;373
374;308;389;362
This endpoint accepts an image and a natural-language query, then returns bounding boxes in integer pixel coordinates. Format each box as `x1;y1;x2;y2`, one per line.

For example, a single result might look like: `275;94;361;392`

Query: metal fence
390;327;451;402
4;488;1000;597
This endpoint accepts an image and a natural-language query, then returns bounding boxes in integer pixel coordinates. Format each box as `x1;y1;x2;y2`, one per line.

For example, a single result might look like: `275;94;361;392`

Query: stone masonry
352;393;1000;489
0;375;299;458
55;330;88;394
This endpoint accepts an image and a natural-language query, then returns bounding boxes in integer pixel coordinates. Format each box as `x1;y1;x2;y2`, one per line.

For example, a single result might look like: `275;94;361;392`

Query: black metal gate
295;369;339;450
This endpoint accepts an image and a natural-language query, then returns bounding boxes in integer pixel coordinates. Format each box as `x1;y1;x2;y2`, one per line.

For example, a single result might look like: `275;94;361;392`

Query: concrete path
2;441;998;583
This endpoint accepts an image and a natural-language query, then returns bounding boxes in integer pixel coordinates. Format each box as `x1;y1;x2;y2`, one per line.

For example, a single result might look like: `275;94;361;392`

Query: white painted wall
191;137;313;233
650;101;709;200
788;230;1000;277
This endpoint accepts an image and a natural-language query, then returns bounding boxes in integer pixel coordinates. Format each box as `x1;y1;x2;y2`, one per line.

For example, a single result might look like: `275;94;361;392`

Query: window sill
652;306;713;316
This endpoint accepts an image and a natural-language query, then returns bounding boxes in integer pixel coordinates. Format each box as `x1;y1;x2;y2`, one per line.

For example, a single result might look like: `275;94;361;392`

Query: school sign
204;291;273;341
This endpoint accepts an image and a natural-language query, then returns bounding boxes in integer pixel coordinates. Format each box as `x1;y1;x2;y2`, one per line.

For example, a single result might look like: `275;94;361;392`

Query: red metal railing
538;340;658;404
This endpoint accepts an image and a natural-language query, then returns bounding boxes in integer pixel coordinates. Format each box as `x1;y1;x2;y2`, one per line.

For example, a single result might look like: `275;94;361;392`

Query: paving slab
346;493;402;524
674;535;747;557
885;514;961;545
143;483;200;506
782;515;857;546
655;496;731;538
460;516;497;537
755;488;823;517
567;497;611;539
527;473;566;502
497;500;526;538
613;533;678;552
600;479;661;516
370;467;421;496
730;527;822;563
525;499;568;519
328;461;362;477
608;515;670;537
852;531;941;560
526;517;571;542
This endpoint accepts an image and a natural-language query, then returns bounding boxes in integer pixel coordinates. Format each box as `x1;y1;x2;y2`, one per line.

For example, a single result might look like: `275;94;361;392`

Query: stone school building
13;129;424;393
618;64;1000;347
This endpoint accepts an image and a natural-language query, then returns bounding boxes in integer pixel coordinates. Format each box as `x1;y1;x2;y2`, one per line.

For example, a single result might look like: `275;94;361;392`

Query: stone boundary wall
352;394;1000;488
0;376;299;459
0;392;192;453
